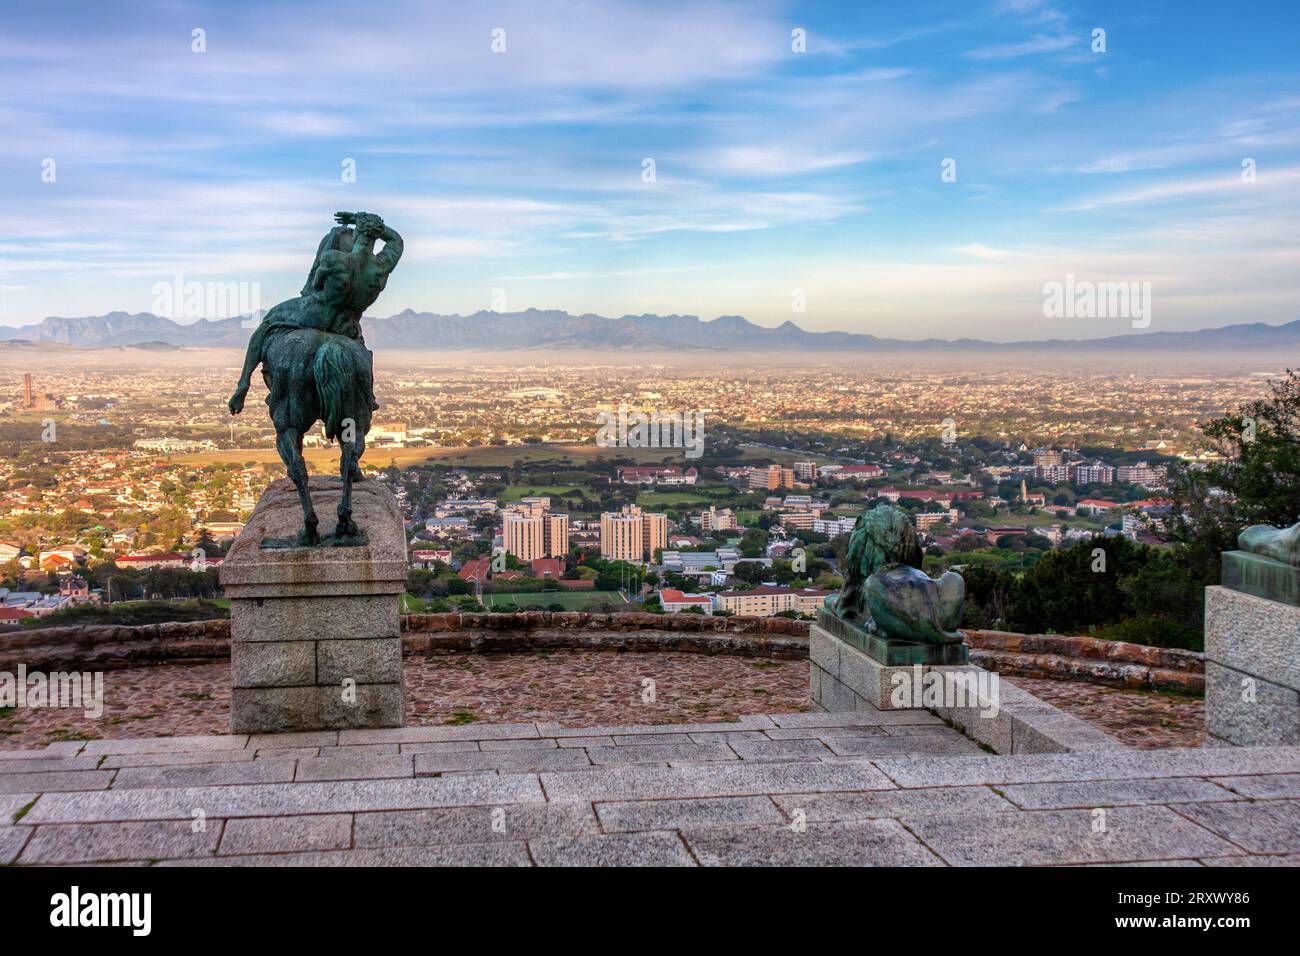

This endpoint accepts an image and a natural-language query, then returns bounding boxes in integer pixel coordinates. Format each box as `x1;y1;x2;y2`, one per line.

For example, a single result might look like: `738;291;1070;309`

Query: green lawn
500;484;592;501
482;589;628;610
635;490;712;507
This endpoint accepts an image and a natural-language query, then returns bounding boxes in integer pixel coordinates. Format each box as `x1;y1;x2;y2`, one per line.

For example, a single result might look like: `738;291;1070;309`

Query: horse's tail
312;336;354;440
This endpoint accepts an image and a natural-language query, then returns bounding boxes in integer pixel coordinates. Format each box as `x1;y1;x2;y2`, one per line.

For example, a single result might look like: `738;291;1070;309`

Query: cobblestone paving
404;650;810;728
1;716;1296;866
0;652;810;750
1006;677;1204;750
0;653;1203;752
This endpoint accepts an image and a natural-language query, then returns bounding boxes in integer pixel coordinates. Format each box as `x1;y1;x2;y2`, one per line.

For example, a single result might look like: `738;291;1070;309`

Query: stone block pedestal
810;622;978;712
809;623;1124;754
219;477;407;734
1205;584;1300;746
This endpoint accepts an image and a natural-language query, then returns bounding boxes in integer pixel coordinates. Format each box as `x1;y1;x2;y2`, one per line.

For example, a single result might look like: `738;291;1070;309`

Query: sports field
500;484;593;501
481;590;627;610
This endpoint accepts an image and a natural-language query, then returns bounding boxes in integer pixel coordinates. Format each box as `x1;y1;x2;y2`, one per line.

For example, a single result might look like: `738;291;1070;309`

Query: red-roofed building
834;464;884;480
656;588;714;614
617;466;699;486
1076;498;1121;515
410;549;452;569
458;557;492;582
877;487;953;506
39;554;74;572
529;558;565;579
115;553;187;570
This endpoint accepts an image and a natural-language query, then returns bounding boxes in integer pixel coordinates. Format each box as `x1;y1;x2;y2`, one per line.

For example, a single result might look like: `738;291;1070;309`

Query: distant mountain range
1;309;1298;352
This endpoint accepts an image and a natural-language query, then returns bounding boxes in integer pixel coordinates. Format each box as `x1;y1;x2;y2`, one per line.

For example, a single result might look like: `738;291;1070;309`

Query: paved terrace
1;709;1297;866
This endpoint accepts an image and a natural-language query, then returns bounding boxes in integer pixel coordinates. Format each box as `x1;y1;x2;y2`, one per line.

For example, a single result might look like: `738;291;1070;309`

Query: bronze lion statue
832;503;964;645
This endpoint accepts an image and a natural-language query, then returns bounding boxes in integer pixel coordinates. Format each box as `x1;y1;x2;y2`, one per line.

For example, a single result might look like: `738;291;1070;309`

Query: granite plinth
220;477;406;734
1205;585;1300;747
1222;550;1300;608
809;624;1124;754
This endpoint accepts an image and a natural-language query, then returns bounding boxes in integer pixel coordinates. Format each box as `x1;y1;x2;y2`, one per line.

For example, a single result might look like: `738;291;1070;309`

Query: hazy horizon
1;344;1292;374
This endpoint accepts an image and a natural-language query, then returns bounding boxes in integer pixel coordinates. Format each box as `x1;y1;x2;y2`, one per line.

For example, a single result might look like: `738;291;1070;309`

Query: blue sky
1;0;1298;340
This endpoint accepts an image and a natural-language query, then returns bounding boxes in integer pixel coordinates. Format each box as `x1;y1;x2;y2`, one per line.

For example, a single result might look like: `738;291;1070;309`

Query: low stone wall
0;613;808;670
0;614;1204;694
402;611;810;658
0;620;230;672
963;629;1204;694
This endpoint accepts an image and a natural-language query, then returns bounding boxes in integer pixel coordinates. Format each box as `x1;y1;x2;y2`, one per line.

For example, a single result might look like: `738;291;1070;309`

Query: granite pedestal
219;477;407;734
809;622;1125;754
1205;582;1300;747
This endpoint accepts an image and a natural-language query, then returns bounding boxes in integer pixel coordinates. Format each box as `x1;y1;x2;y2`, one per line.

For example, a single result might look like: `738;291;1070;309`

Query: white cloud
965;34;1077;59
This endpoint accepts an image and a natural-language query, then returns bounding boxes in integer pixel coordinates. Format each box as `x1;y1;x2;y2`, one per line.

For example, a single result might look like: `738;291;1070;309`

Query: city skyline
3;1;1299;340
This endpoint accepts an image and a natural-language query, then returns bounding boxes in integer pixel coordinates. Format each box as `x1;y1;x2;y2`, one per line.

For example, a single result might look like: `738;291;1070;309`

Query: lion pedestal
1204;522;1300;746
811;504;971;712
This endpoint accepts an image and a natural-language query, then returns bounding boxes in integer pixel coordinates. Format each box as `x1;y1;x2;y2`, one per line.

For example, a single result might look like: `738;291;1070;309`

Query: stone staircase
1;708;1297;865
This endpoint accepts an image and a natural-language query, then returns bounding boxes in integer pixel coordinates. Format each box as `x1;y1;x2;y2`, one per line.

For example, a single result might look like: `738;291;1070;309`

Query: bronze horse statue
261;328;374;545
228;212;402;546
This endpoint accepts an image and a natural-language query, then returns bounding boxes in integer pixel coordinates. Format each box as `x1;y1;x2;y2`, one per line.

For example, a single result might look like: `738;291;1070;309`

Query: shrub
1093;615;1203;651
22;599;229;627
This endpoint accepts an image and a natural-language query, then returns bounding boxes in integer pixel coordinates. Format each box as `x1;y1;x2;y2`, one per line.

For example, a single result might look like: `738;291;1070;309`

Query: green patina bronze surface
1238;520;1300;567
824;503;968;663
227;212;403;547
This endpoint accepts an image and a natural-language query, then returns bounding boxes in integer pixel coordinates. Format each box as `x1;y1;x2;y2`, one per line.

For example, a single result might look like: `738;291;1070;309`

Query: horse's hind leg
277;426;318;545
336;439;359;539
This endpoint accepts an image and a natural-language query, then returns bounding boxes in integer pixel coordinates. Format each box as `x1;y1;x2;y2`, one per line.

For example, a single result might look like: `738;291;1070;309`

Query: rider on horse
228;211;403;416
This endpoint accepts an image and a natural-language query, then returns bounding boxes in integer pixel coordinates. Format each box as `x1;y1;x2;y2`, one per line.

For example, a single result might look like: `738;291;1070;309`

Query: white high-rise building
503;512;545;562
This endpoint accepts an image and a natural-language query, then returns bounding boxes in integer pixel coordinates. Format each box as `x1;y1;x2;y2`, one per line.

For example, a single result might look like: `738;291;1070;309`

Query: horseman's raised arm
348;217;403;276
374;224;403;275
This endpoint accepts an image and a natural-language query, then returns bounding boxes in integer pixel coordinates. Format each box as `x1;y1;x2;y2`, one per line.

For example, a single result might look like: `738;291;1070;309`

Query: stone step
3;725;1299;866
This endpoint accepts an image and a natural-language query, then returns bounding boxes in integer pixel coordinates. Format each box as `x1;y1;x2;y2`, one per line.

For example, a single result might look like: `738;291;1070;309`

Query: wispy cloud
965;34;1078;59
3;0;1299;339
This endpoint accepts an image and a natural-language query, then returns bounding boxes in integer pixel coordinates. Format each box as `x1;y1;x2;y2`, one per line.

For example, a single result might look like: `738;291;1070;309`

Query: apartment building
543;513;570;557
696;505;738;532
503;512;546;562
746;463;795;491
712;585;832;617
1035;464;1071;484
600;504;666;562
812;516;856;536
775;511;815;530
914;509;959;531
505;509;569;560
1117;463;1167;488
1032;448;1064;467
1073;463;1116;485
